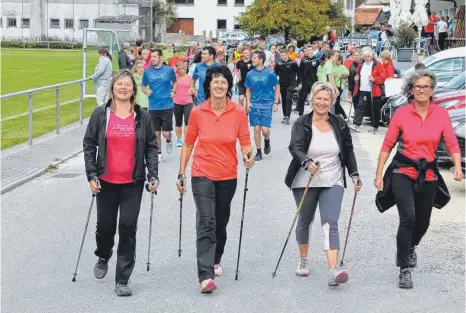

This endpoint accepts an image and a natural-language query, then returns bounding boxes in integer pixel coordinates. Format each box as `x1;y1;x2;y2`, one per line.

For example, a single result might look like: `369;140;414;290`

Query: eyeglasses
414;85;432;91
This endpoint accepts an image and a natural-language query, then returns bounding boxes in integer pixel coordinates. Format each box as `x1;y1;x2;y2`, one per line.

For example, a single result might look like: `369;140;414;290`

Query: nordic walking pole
178;180;184;257
235;153;251;281
72;193;96;282
146;180;157;272
340;190;359;267
272;161;320;279
370;82;376;135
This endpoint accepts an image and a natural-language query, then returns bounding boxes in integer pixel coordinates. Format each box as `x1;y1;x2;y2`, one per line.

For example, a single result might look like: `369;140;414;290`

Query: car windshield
442;72;465;90
402;55;437;77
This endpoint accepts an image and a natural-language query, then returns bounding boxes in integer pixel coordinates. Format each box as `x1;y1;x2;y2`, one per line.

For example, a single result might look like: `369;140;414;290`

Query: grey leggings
293;185;344;250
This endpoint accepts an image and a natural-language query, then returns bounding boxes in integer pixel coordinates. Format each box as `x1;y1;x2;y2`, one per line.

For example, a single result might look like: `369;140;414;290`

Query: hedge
1;41;83;49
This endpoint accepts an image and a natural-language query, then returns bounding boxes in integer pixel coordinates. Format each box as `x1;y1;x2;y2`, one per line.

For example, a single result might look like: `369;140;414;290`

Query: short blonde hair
310;82;337;106
380;50;392;61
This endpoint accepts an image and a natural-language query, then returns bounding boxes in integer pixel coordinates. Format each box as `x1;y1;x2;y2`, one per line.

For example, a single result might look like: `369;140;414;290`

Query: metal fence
0;78;90;146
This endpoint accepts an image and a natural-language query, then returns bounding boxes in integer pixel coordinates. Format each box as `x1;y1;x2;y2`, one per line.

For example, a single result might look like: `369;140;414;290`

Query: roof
94;15;141;23
362;0;390;5
355;8;382;25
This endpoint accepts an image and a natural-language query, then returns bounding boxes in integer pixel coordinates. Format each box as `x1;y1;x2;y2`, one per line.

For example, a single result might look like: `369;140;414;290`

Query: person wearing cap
118;42;133;70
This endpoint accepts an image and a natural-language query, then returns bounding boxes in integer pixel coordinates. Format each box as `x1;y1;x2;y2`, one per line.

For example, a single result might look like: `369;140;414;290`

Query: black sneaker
115;283;133;296
254;151;263;161
93;258;109;279
408;247;417;268
264;139;271;155
281;118;286;123
285;117;290;125
398;269;413;289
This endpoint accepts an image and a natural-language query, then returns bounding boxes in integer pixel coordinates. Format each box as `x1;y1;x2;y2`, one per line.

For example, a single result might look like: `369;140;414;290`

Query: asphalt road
2;105;464;313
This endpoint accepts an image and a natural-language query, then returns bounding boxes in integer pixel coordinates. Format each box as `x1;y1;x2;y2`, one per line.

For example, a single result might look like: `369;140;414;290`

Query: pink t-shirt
100;112;136;184
173;75;193;105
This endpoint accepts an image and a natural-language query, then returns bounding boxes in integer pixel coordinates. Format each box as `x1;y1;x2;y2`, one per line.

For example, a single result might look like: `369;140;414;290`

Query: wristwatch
178;174;186;180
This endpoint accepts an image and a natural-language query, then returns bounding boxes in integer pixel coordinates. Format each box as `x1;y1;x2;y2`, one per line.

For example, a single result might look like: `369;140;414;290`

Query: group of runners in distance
84;37;464;297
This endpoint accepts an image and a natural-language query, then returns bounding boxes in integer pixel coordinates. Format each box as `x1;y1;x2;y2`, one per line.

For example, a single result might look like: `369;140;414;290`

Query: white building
0;0;140;40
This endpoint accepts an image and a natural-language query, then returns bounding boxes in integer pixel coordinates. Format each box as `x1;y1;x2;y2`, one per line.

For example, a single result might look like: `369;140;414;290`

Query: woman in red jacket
374;70;463;289
380;50;396;78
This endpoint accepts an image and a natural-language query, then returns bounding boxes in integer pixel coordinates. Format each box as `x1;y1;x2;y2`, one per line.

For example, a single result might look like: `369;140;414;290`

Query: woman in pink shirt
375;70;463;289
173;61;194;147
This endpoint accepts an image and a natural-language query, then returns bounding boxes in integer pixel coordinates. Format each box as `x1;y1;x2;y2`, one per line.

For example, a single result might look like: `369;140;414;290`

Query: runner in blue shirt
141;49;177;162
191;46;219;105
245;51;280;161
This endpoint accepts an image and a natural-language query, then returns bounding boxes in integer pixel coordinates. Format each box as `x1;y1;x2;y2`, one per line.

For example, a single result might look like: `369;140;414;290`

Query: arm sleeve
192;65;199;80
83;108;101;181
237;108;251;147
442;109;461;154
144;112;159;181
141;71;148;87
244;72;252;88
373;63;387;84
341;119;359;176
184;108;199;145
288;120;310;165
90;59;105;80
170;68;177;83
381;109;402;153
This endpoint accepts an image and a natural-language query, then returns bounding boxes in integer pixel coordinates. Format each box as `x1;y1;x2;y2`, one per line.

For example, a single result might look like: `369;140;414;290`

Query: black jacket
118;50;132;70
297;56;319;86
285;112;359;189
375;153;451;212
83;101;159;182
274;59;298;86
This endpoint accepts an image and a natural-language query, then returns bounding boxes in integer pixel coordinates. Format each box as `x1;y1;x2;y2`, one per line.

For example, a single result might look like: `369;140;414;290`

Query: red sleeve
385;62;395;78
373;62;387;85
381;108;402;153
237;107;251;147
441;109;461;155
185;107;200;145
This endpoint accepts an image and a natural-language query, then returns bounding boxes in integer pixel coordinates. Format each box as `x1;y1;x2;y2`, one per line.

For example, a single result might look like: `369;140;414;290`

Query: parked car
219;32;247;49
241;37;260;46
434;90;466;111
266;34;286;45
453;122;465;173
437;108;465;163
435;71;465;94
385;47;466;97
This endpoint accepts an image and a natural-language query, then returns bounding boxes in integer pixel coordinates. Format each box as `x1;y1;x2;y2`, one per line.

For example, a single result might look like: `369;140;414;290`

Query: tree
328;0;351;33
152;0;177;42
237;0;331;42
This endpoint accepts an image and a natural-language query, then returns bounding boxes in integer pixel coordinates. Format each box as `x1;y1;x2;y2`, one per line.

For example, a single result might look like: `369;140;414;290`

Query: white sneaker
349;124;360;132
158;154;163;163
295;257;310;277
214;264;223;277
166;141;173;154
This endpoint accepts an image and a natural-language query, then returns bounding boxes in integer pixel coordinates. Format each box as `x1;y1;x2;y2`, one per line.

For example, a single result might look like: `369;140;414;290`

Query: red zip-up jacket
354;60;387;97
381;102;460;181
383;60;396;79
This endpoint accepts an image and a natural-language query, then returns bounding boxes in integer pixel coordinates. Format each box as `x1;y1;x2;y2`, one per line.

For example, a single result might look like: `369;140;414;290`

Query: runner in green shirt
333;54;349;120
132;60;149;109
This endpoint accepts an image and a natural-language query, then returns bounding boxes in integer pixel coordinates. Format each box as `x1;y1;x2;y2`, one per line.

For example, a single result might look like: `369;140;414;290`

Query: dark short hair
136;39;143;46
203;46;216;58
152;48;163;57
203;65;233;99
279;49;287;54
254;51;266;64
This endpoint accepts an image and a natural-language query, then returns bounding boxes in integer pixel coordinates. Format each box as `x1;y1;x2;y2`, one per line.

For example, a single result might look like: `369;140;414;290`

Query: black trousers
280;84;295;118
334;87;348;119
392;174;437;269
353;91;380;128
95;180;144;284
297;82;312;116
192;176;237;282
438;32;447;50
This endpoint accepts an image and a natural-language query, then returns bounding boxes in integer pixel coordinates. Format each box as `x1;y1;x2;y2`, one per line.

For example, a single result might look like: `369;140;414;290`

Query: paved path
2;101;464;313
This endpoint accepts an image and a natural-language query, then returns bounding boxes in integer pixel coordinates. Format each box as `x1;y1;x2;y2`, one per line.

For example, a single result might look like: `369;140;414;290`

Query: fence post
56;87;61;134
28;93;33;146
79;82;84;125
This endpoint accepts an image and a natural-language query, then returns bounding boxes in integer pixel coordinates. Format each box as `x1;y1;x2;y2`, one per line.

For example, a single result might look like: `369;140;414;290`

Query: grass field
0;48;115;149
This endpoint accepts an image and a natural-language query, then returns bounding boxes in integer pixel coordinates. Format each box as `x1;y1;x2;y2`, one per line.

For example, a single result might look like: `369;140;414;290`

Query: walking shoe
214;264;223;277
399;268;413;289
264;139;271;155
295;257;310;277
175;138;182;147
281;117;286;123
200;279;217;293
408;247;417;268
349;124;360;132
328;268;349;286
115;283;132;296
158;154;163;163
93;258;109;279
254;151;263;161
166;140;173;154
285;117;290;125
367;127;378;132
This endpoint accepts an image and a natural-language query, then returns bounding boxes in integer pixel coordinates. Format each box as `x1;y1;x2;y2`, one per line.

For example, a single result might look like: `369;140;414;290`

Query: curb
1;149;83;194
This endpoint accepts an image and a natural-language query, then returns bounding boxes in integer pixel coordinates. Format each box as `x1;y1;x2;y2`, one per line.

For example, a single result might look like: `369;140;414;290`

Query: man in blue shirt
191;46;218;105
141;49;177;162
245;51;280;161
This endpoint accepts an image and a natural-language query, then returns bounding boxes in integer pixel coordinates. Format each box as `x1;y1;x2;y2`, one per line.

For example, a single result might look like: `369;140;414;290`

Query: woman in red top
83;70;159;297
380;50;396;78
176;65;254;293
375;70;463;289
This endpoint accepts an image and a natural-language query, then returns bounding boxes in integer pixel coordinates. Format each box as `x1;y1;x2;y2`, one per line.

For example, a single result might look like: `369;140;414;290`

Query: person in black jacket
275;49;299;125
297;45;319;116
83;69;159;297
285;82;362;286
118;42;133;70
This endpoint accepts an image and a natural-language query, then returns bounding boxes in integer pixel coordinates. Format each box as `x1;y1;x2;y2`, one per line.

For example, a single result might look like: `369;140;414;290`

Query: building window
22;18;30;28
234;0;244;5
50;19;60;28
168;0;194;4
65;19;74;29
79;19;89;29
218;0;227;5
234;24;241;30
346;0;353;10
217;19;227;30
7;18;17;28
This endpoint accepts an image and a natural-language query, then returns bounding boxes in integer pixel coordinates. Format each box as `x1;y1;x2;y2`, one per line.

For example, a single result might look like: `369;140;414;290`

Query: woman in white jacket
90;48;113;106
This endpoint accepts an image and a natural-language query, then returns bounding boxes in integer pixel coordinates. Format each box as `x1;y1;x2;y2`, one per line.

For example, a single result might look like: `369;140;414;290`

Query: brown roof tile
355;8;382;25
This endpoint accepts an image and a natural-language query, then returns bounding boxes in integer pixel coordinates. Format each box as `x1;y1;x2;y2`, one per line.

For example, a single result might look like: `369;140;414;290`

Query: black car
437;108;465;163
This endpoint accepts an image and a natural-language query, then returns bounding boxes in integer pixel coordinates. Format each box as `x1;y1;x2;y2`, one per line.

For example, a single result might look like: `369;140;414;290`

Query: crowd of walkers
82;37;463;297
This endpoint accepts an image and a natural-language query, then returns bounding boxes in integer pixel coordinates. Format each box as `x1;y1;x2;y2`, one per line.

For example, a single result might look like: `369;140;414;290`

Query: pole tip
147;264;150;272
72;276;76;282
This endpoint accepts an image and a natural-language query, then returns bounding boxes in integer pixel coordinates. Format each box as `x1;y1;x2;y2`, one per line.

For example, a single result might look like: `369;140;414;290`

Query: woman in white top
285;82;362;286
90;47;113;106
437;16;448;50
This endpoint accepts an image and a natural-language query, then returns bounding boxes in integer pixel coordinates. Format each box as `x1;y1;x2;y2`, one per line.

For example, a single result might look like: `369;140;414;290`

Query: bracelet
178;174;186;180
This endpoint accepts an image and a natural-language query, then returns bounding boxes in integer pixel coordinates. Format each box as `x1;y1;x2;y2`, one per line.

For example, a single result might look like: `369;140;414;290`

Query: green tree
328;0;351;33
153;0;177;42
237;0;331;41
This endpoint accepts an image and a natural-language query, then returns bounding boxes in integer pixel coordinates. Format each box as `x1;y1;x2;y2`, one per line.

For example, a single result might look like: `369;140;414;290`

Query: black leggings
95;180;144;284
174;103;193;127
392;174;437;269
334;87;347;119
280;84;295;118
191;176;237;282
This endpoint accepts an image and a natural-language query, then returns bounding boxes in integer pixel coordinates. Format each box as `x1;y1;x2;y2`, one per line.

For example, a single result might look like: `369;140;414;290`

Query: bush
1;40;83;50
393;23;418;48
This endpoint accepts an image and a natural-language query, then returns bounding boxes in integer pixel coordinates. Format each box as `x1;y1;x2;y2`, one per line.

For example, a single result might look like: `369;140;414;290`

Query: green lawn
0;48;111;149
